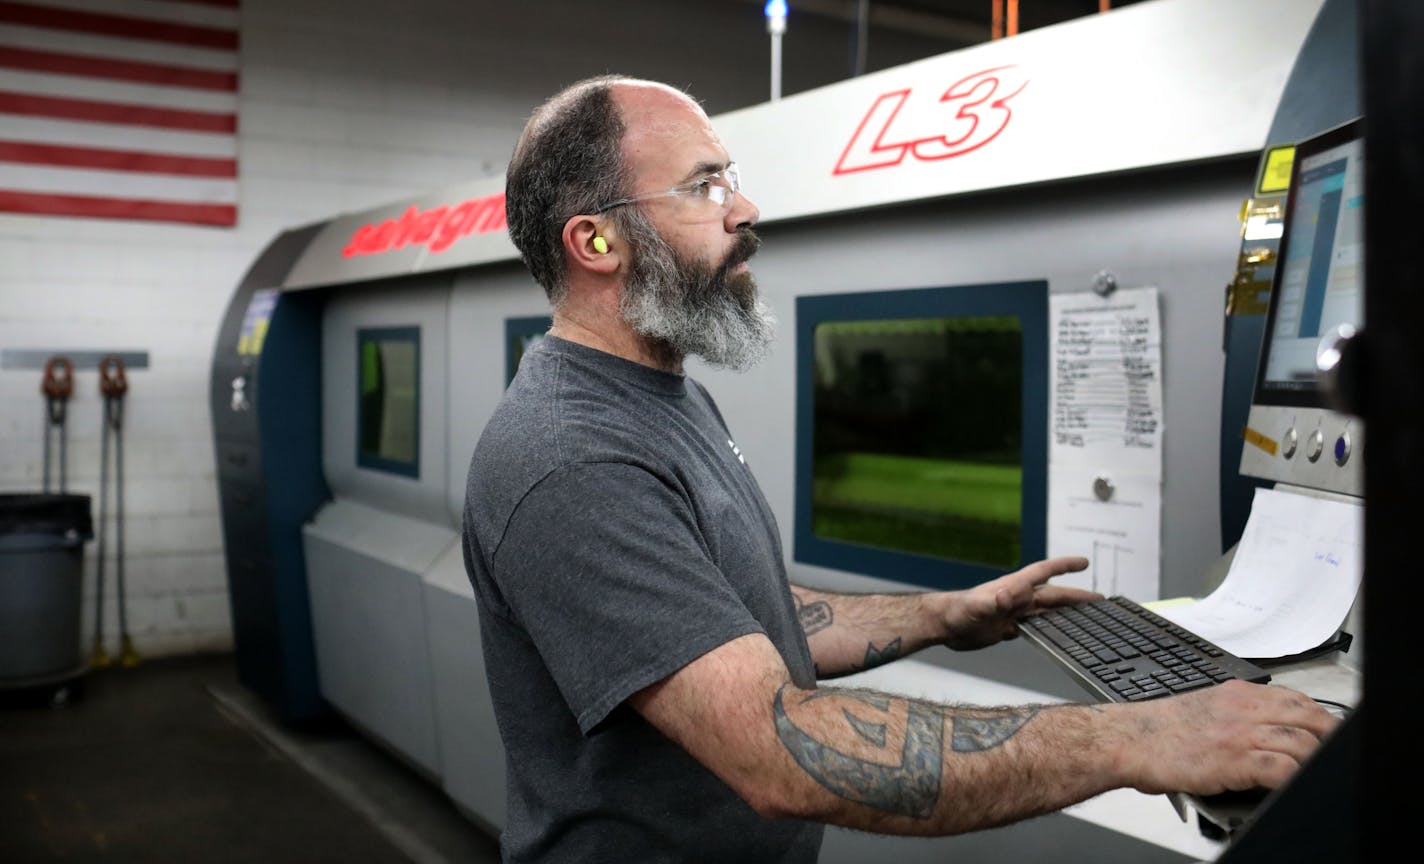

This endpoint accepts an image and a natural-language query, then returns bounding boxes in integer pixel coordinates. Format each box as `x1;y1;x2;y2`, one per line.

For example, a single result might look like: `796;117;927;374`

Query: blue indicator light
765;0;787;18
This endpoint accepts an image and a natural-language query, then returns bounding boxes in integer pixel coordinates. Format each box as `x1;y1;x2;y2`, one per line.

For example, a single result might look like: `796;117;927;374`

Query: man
463;75;1339;862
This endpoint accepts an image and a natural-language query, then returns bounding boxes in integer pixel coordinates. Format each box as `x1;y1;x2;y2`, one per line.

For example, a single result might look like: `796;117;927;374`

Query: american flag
0;0;239;227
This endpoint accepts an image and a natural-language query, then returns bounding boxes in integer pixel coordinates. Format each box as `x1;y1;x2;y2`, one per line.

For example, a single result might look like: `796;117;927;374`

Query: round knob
1281;427;1298;459
1334;430;1352;466
1306;429;1325;463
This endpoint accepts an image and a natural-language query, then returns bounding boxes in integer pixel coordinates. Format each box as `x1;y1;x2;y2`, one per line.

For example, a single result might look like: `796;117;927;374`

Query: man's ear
562;215;620;275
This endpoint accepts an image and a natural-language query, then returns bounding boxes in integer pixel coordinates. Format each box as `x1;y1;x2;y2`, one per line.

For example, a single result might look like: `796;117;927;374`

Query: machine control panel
1240;404;1362;497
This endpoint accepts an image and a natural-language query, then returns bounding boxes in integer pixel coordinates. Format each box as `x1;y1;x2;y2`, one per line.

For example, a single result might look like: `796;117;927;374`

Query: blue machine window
357;326;420;478
505;315;553;387
795;282;1048;590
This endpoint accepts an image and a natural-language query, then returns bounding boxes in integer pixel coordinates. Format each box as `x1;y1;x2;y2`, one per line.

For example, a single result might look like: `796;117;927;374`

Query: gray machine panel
1239;404;1362;496
423;543;507;835
444;262;550;525
322;276;455;528
302;499;456;779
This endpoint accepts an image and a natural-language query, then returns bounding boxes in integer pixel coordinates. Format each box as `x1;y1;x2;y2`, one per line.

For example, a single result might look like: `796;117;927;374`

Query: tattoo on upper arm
773;685;944;819
863;638;902;668
794;595;834;636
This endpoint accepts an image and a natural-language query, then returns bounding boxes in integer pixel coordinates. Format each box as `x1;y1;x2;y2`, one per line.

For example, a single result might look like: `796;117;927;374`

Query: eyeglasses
591;163;741;214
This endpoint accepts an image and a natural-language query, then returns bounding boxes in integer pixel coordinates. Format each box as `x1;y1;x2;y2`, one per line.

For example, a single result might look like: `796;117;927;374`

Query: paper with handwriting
1049;287;1163;478
1047;286;1164;595
1155;487;1363;660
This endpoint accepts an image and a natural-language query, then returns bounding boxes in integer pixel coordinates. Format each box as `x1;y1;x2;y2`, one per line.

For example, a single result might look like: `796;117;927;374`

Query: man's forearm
761;683;1122;835
792;585;948;677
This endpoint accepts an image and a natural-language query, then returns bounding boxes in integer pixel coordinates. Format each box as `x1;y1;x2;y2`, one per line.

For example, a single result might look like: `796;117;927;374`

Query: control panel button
1306;429;1325;463
1334;430;1352;466
1282;427;1298;459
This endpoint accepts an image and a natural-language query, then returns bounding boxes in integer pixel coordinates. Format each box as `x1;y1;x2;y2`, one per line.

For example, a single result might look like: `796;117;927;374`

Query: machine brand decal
833;66;1028;176
342;192;507;258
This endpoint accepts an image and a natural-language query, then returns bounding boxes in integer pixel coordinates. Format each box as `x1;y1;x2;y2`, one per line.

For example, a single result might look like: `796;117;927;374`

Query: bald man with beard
460;74;1339;863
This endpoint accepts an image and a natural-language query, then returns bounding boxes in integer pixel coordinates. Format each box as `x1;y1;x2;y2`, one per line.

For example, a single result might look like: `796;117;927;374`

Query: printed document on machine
1154;487;1363;660
1046;286;1164;599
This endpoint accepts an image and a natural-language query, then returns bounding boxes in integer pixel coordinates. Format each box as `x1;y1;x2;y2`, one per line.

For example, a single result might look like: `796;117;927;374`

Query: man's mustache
719;228;761;276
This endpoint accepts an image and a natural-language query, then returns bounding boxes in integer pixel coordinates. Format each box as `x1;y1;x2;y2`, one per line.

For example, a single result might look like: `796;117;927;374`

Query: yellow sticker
237;289;278;356
1144;597;1198;610
1243;426;1279;456
1256;145;1296;196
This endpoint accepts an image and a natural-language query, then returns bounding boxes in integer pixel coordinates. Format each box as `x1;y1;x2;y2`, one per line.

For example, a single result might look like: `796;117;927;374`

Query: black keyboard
1018;596;1271;703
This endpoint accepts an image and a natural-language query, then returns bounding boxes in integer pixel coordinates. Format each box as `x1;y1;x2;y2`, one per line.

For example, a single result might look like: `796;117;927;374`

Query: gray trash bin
0;493;93;685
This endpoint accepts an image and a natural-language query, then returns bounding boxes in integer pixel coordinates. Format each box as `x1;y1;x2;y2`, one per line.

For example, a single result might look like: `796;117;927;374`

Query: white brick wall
0;0;957;659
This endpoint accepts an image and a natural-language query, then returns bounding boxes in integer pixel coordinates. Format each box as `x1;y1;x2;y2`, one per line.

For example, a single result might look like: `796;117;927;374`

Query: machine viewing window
505;315;553;386
795;282;1048;591
357;326;420;478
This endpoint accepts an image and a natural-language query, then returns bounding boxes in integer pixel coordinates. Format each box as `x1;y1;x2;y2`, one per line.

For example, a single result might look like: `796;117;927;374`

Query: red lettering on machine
342;192;507;257
834;66;1028;175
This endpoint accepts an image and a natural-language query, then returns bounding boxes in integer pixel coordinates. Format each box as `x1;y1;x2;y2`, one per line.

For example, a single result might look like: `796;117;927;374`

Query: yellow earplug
593;236;609;254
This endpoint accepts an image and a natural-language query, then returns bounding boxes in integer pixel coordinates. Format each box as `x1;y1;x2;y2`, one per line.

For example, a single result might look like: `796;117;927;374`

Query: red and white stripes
0;0;239;226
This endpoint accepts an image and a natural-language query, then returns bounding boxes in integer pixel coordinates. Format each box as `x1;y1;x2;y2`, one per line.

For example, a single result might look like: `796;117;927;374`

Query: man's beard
616;210;776;372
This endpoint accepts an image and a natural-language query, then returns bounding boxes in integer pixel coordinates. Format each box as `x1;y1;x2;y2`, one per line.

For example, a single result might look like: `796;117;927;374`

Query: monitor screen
795;281;1048;591
1255;119;1365;407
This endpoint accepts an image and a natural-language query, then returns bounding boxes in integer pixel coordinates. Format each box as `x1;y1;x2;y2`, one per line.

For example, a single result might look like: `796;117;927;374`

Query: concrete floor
0;652;502;864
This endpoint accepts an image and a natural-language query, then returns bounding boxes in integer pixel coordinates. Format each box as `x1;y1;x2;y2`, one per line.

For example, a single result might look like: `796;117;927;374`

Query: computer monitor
794;281;1048;591
1240;117;1364;498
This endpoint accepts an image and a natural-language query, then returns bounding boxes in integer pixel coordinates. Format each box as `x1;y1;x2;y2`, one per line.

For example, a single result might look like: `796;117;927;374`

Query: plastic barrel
0;493;93;684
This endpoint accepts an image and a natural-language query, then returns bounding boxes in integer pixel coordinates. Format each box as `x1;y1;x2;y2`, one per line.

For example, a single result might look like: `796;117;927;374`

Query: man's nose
727;191;759;232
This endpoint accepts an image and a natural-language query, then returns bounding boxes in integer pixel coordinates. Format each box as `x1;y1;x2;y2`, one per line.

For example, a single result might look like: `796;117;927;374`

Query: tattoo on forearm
843;709;888;747
803;689;891;710
795;595;834;636
863;638;902;668
950;709;1039;752
773;685;944;819
803;690;894;746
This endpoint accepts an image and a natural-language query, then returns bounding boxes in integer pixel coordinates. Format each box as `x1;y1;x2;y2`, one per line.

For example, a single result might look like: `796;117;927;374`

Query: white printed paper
1050;287;1164;478
1155;488;1363;660
1047;465;1162;599
1047;287;1164;596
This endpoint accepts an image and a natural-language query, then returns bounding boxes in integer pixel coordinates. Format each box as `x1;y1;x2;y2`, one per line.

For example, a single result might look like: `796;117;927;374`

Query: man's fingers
1018;556;1090;586
1033;584;1102;606
1257;686;1341;738
1245;750;1301;790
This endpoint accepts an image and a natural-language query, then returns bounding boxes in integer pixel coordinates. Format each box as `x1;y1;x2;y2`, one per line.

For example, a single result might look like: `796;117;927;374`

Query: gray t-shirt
462;335;822;863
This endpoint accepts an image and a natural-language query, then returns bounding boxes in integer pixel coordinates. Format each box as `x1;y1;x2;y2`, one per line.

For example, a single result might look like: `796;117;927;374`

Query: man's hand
1112;679;1341;795
791;556;1095;676
932;556;1096;651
